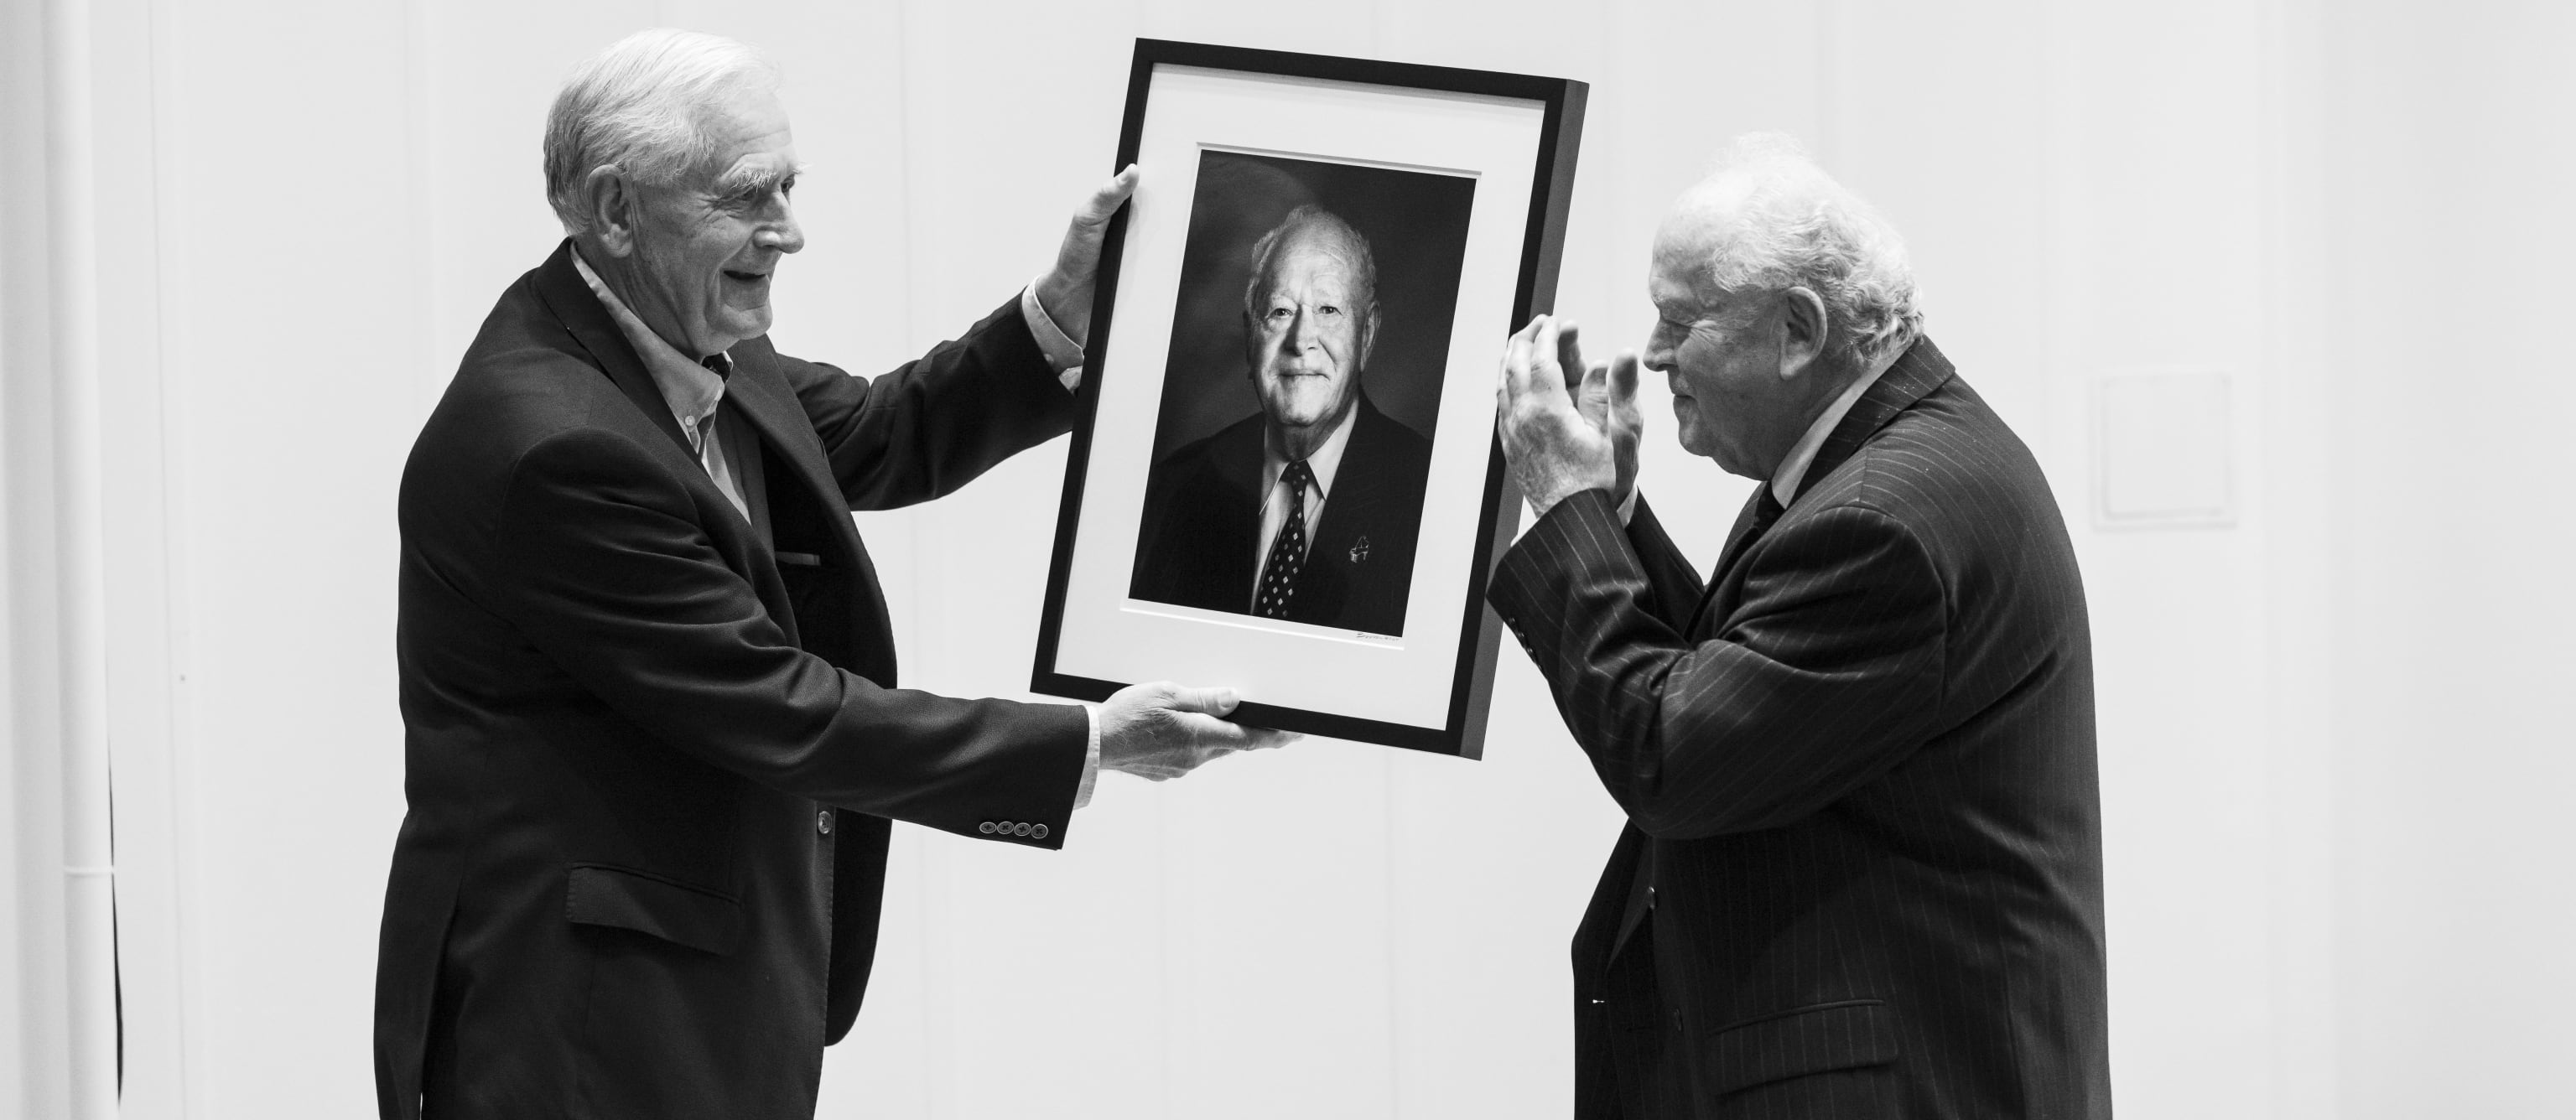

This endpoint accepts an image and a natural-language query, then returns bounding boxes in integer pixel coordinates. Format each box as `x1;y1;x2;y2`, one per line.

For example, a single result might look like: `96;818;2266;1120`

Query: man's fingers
1499;315;1546;402
1162;684;1240;716
1554;320;1587;387
1241;728;1301;750
1076;164;1140;226
1607;349;1642;402
1574;361;1610;429
1607;350;1643;431
1533;316;1566;394
1171;712;1258;749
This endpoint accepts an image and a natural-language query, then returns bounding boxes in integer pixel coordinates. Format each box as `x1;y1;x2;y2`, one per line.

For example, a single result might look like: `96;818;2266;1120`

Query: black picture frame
1031;39;1587;759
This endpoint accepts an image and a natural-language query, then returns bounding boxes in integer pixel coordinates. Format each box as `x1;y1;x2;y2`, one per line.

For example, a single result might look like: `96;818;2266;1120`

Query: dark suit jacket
1129;393;1432;636
1488;338;2110;1119
377;241;1088;1120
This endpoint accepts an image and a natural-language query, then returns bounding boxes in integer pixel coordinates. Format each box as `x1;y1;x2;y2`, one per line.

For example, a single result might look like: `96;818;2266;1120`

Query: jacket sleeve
490;424;1088;845
770;296;1078;511
1622;495;1708;633
1487;488;1946;839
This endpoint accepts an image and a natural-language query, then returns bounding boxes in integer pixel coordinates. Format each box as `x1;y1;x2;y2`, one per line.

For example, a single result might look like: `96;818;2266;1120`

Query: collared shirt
1768;358;1893;508
573;252;1088;495
567;247;1103;806
1252;401;1361;609
571;251;756;521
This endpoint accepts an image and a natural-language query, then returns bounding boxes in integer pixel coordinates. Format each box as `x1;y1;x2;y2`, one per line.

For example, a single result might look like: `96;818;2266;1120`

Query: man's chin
715;308;772;346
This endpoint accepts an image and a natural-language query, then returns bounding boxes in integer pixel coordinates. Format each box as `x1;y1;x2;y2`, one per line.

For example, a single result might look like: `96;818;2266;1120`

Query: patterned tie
1255;460;1316;618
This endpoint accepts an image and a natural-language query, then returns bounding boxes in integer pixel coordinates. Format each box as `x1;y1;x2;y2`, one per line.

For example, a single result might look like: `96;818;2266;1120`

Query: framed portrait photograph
1032;39;1586;757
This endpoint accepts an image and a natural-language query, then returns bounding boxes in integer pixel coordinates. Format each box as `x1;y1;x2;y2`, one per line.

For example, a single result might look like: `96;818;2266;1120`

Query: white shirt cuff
1617;486;1640;526
1073;703;1102;810
1020;282;1087;391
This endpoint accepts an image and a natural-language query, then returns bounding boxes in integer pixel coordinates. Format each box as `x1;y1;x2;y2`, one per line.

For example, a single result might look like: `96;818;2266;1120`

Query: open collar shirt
567;246;1103;804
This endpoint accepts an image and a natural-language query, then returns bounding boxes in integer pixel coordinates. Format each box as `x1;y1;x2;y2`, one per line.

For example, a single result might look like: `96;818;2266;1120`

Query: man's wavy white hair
543;29;781;236
1676;133;1923;366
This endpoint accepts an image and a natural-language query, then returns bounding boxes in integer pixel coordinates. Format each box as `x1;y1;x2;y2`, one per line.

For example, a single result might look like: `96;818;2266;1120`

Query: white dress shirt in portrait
1251;401;1361;610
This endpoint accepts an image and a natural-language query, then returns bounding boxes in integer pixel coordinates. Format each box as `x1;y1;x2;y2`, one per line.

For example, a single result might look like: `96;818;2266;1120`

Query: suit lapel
1793;335;1955;505
716;340;849;538
1296;397;1393;586
1680;336;1957;638
529;241;696;459
720;339;899;682
1211;418;1266;594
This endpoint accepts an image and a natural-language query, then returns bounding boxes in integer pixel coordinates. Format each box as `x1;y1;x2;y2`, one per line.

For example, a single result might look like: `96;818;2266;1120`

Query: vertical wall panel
155;0;421;1112
2324;3;2576;1117
88;0;190;1111
2038;3;2281;1115
1;0;69;1112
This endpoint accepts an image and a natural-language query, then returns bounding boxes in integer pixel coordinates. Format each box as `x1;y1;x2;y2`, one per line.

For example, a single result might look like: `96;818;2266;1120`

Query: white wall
2323;3;2576;1115
3;1;2570;1117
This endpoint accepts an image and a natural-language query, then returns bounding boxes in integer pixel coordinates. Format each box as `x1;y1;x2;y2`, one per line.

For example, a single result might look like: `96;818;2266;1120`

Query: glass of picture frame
1032;38;1586;758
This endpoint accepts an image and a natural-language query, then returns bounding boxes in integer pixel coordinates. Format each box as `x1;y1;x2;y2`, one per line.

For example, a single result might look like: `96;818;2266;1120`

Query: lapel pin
1349;535;1371;563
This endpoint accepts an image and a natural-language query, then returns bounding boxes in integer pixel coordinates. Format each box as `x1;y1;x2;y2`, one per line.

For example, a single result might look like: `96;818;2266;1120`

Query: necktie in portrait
1256;459;1315;618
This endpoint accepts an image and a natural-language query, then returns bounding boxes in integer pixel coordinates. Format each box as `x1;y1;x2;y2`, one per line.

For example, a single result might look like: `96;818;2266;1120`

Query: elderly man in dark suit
375;29;1283;1120
1130;205;1433;637
1490;134;2110;1118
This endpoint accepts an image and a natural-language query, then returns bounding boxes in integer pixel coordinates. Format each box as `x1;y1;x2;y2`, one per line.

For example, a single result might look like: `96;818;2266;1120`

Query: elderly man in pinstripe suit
1491;134;2110;1118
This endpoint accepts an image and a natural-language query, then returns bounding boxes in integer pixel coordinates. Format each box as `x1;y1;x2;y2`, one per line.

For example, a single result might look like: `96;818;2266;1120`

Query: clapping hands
1496;315;1642;518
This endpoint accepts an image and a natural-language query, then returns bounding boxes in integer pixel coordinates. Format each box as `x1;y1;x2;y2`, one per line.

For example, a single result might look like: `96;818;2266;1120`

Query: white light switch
2095;369;2234;529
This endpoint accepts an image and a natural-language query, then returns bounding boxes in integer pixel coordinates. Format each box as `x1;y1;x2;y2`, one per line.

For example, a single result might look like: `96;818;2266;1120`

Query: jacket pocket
564;863;745;957
1706;998;1899;1096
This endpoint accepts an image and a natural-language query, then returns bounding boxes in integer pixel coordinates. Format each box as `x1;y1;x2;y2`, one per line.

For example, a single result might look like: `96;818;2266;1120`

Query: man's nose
1640;337;1675;372
1289;307;1321;350
758;200;805;255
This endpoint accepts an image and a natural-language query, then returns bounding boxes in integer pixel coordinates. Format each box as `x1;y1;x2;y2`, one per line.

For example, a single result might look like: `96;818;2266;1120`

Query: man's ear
584;167;640;258
1242;309;1261;376
1776;286;1828;381
1358;303;1382;369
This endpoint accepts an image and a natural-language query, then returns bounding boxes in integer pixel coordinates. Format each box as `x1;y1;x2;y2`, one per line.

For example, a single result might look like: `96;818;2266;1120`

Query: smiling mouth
723;269;768;283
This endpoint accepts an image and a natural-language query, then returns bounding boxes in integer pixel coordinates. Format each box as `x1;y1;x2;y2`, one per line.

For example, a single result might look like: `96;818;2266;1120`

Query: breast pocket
1705;998;1899;1097
564;863;745;957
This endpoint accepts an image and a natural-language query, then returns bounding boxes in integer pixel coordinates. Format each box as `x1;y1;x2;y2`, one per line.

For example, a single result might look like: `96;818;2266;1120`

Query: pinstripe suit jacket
1488;338;2110;1118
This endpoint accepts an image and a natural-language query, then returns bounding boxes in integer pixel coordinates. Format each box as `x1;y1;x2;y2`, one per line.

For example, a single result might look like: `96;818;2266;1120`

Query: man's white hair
1678;133;1924;366
543;29;780;236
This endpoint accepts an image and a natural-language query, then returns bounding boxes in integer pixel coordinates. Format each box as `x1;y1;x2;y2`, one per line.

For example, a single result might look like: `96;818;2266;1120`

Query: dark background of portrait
1144;149;1478;460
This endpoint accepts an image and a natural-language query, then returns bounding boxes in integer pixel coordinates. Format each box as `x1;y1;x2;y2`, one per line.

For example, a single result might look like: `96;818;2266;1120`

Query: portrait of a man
1128;152;1473;637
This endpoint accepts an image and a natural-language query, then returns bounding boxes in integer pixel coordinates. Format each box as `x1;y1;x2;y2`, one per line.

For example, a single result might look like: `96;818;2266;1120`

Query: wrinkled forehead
1259;229;1368;290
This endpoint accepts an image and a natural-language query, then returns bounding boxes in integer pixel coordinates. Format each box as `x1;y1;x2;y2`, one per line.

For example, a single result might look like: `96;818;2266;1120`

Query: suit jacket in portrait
1129;392;1432;636
1488;338;2111;1119
376;241;1088;1120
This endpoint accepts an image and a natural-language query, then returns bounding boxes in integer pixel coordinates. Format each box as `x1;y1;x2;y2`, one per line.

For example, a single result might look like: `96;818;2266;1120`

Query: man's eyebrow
713;160;809;195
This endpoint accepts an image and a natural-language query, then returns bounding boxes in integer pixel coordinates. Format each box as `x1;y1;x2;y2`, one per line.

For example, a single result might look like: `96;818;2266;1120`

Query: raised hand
1497;315;1644;517
1096;680;1296;781
1033;164;1141;349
